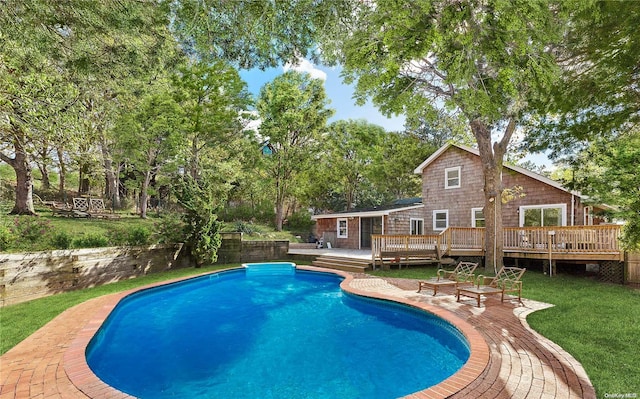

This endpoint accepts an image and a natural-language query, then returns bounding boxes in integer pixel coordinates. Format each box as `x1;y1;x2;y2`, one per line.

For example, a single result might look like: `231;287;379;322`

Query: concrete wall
0;244;190;307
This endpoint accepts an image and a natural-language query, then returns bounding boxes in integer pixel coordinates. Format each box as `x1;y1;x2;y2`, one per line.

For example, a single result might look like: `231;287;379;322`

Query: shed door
361;217;382;248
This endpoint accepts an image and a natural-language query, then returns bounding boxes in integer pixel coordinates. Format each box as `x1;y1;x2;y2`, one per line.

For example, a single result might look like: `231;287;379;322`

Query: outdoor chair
456;266;526;307
417;261;478;296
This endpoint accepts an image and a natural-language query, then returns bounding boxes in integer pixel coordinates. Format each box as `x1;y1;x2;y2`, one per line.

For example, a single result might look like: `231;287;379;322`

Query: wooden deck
372;225;624;264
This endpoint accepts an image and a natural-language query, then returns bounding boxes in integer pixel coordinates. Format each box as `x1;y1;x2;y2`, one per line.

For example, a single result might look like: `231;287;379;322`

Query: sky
239;59;406;132
240;59;553;169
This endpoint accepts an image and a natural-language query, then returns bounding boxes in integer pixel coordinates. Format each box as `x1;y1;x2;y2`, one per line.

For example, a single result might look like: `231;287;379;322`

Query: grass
1;263;638;397
0;264;234;354
370;266;640;397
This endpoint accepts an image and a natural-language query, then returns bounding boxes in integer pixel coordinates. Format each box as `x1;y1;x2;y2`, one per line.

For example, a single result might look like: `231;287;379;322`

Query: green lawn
1;264;638;397
371;267;640;398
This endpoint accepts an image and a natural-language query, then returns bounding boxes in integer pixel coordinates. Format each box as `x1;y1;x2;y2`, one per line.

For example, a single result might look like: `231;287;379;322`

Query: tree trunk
140;171;152;219
470;118;516;273
2;128;36;215
56;146;67;197
37;161;50;190
101;139;120;209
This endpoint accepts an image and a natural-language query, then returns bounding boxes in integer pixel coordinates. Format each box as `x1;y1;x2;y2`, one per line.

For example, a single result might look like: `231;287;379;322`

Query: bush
286;210;314;231
154;213;187;244
127;226;151;246
9;216;52;244
233;220;260;235
50;231;73;249
0;225;14;251
73;234;109;248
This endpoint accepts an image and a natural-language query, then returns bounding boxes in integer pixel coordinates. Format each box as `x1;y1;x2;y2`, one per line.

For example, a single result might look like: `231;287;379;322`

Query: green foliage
174;176;224;266
257;71;334;230
73;234;109;248
50;231;73;250
286;210;314;231
232;220;260;235
0;224;15;251
154;213;187;244
9;216;52;244
107;226;152;246
220;203;275;226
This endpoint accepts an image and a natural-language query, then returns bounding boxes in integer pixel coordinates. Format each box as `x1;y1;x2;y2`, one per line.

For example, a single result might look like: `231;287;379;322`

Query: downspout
571;194;575;226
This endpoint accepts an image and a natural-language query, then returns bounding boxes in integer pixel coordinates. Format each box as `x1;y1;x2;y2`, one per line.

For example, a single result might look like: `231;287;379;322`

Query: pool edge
64;265;489;399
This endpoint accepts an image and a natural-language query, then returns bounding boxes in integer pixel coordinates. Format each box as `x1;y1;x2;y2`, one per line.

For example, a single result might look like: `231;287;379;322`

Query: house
313;143;606;250
414;143;605;234
311;198;424;250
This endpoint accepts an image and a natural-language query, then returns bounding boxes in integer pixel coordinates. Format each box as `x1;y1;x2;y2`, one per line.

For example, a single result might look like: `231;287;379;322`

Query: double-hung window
471;207;485;227
337;218;348;238
433;210;449;231
445;166;461;189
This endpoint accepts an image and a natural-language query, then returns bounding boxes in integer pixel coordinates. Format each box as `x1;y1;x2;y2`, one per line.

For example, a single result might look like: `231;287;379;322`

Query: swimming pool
86;265;470;398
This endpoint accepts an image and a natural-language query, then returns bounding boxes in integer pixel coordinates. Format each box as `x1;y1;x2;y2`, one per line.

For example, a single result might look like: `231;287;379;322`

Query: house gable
415;143;592;233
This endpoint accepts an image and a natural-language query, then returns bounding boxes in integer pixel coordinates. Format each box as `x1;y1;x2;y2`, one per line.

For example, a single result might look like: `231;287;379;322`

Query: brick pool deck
0;267;596;399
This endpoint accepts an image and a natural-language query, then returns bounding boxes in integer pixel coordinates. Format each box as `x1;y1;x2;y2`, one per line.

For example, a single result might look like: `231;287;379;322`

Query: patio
0;267;595;399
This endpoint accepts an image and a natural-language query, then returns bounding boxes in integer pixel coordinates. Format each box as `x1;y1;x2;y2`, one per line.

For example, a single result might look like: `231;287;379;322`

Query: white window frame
337;218;348;238
433;210;449;231
584;206;593;226
410;218;424;235
471;207;485;227
444;166;461;189
519;204;567;227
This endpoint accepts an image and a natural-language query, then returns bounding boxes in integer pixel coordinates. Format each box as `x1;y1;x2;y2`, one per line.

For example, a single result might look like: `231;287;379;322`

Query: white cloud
283;58;327;81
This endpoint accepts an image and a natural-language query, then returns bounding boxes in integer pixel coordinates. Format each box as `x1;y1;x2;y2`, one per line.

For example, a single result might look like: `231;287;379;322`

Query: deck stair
311;255;372;273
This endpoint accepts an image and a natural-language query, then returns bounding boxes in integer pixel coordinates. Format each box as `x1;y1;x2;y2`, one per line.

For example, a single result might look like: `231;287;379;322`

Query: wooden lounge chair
71;198;91;218
456;266;526;307
417;261;478;296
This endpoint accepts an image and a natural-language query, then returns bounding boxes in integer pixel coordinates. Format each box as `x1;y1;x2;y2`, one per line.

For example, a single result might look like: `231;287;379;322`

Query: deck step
311;255;372;273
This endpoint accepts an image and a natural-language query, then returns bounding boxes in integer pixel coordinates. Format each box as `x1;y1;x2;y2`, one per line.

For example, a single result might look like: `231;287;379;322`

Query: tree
115;91;184;219
523;2;640;247
322;1;566;271
525;1;640;160
0;0;178;214
257;71;334;231
172;60;253;180
320;120;385;211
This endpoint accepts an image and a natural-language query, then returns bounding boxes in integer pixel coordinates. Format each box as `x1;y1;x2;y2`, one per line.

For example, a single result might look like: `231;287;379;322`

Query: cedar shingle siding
420;146;590;234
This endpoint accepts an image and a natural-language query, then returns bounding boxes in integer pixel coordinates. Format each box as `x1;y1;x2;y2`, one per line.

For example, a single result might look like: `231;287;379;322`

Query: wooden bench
376;247;441;270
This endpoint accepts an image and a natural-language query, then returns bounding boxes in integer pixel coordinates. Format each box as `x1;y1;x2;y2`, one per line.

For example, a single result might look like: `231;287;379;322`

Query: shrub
106;227;129;246
154;213;187;244
0;224;14;251
50;231;73;249
127;226;151;246
233;220;259;235
9;216;52;245
73;234;109;248
286;210;314;231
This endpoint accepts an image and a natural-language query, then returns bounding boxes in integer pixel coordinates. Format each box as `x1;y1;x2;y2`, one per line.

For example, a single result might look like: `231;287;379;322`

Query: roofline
414;142;583;198
311;204;424;220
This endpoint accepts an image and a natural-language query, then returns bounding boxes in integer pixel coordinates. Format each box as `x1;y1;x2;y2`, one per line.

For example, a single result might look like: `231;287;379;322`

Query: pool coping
60;265;488;399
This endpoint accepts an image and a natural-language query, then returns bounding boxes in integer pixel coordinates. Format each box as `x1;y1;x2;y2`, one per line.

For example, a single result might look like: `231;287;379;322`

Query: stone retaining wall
0;244;190;307
215;232;289;264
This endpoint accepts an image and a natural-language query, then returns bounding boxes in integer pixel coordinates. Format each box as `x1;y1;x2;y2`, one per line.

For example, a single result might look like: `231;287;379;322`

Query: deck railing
503;225;622;254
372;225;622;259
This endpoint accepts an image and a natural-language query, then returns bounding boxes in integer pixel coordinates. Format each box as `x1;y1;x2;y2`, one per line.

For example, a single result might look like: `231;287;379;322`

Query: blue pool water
86;267;469;399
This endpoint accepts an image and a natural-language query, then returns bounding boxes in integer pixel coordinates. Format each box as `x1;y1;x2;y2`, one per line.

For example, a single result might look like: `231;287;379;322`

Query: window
445;166;461;189
410;218;424;235
433;210;449;231
519;204;567;227
471;208;485;227
337;218;348;238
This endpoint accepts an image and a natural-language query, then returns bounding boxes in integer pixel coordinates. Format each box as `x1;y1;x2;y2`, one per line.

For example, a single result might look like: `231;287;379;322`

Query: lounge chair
456;266;526;307
416;261;478;296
